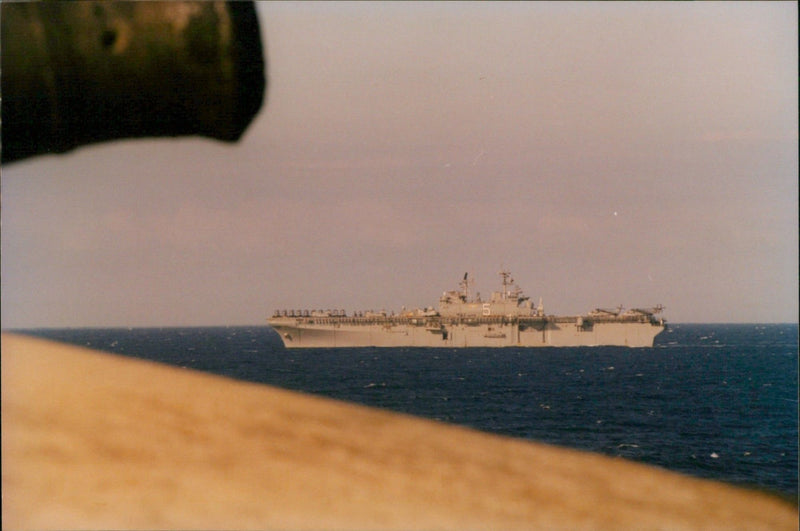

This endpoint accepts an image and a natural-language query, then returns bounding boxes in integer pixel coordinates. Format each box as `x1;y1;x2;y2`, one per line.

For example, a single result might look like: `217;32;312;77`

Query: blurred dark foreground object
1;1;266;163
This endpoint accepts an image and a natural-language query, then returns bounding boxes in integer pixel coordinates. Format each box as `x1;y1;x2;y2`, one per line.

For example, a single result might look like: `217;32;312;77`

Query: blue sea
20;323;798;499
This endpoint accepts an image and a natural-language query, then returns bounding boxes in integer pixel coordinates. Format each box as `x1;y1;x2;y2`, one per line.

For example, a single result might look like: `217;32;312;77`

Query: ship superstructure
268;270;665;348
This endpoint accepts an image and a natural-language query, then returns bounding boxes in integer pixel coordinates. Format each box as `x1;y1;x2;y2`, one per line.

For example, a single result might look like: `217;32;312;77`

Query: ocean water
20;323;798;498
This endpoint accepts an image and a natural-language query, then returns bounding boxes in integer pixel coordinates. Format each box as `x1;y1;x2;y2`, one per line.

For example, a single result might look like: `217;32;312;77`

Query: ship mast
499;269;512;300
459;272;473;302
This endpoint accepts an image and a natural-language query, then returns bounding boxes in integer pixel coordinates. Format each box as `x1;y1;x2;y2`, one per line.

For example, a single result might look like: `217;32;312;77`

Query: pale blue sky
2;1;797;327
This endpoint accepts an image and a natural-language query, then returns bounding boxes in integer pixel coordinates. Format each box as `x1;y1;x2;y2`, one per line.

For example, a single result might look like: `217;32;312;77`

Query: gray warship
268;270;665;348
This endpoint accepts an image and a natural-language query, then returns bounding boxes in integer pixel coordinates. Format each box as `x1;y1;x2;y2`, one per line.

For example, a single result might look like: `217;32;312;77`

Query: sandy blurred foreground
2;333;796;530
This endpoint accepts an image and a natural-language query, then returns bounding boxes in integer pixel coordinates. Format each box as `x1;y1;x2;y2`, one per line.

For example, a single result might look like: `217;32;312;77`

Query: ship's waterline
268;270;665;348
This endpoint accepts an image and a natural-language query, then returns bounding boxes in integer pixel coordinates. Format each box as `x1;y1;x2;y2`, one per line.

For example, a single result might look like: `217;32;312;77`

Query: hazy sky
2;1;798;328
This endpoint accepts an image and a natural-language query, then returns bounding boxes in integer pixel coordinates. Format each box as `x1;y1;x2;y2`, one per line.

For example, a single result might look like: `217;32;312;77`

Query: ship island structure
268;270;665;348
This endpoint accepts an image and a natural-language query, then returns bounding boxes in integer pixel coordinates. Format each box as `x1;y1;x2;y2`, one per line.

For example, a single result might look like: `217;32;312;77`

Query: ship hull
268;317;664;348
